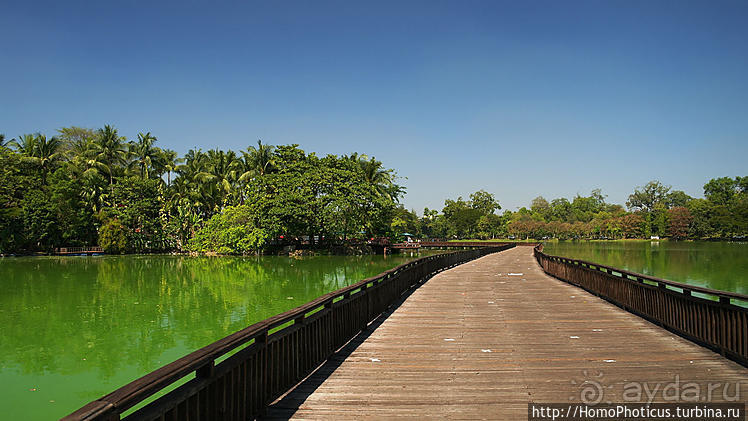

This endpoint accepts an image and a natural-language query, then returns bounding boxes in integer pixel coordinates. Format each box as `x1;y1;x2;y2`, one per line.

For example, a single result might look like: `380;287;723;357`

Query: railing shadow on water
63;244;515;421
533;244;748;368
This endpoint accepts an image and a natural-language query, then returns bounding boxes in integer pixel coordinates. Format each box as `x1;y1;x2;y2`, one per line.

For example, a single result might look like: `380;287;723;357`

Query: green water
542;241;748;295
0;253;429;420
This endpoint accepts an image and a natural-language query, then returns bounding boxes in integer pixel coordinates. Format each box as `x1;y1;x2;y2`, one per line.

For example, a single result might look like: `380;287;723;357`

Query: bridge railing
390;242;421;249
64;244;514;421
420;241;518;247
55;246;104;254
533;244;748;366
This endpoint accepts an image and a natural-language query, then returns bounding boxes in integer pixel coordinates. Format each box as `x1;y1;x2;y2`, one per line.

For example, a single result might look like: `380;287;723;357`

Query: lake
2;243;746;419
542;240;748;295
0;253;428;420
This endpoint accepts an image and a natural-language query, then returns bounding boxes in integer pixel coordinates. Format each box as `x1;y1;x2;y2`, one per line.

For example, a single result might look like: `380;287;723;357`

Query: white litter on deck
508;273;524;276
481;349;492;353
488;301;495;304
603;359;616;363
570;336;580;339
592;329;602;332
444;338;455;341
369;358;380;362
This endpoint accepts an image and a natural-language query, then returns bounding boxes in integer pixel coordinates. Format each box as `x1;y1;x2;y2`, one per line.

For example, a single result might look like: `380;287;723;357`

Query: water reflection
543;241;748;294
0;253;423;419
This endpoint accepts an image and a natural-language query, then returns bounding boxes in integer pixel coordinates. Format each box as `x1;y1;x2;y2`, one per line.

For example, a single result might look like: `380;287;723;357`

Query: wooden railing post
196;360;215;379
256;331;269;409
360;284;370;330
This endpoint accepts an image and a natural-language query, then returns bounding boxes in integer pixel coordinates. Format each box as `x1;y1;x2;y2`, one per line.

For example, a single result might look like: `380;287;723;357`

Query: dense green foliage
0;128;402;254
410;179;747;240
1;127;745;252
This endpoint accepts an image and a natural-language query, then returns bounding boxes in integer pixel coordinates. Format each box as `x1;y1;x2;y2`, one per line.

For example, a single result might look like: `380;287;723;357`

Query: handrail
55;247;104;253
533;244;748;303
533;244;747;366
98;259;432;410
64;244;514;420
420;241;533;247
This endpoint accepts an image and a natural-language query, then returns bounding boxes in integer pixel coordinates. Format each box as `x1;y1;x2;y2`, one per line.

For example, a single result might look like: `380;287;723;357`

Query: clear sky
2;0;746;213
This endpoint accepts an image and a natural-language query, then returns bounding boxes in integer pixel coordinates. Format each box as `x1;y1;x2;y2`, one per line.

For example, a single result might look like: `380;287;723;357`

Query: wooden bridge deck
266;247;746;419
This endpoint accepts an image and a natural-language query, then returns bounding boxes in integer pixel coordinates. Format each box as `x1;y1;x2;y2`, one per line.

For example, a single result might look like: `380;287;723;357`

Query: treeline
1;127;745;254
0;128;403;254
383;180;748;241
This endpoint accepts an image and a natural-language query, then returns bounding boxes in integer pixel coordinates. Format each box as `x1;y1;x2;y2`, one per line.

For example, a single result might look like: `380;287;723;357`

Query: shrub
99;218;128;254
188;205;269;254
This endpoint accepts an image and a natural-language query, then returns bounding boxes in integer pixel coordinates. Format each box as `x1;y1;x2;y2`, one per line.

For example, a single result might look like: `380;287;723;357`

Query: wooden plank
266;247;747;419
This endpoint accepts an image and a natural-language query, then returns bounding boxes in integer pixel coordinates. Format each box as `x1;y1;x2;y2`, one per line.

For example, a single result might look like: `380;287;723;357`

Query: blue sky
2;0;746;213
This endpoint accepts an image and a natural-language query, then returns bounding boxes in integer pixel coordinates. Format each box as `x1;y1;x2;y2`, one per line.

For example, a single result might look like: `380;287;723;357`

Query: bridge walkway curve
265;247;746;419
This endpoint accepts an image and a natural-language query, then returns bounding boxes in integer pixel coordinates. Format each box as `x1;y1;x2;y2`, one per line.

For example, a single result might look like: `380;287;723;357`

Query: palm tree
57;126;96;159
33;134;63;183
159;149;181;186
82;181;108;213
89;125;129;206
349;154;402;201
91;125;129;187
172;149;210;215
10;133;62;183
10;133;37;156
196;149;240;211
65;135;95;162
128;132;159;179
170;176;205;217
239;140;276;182
69;147;109;181
0;134;6;149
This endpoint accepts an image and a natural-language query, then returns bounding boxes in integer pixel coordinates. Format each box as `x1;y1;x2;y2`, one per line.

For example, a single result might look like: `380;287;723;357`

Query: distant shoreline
4;238;746;259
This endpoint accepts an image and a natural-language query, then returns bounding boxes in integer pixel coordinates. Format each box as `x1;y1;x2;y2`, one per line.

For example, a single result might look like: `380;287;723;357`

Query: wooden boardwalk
266;247;747;419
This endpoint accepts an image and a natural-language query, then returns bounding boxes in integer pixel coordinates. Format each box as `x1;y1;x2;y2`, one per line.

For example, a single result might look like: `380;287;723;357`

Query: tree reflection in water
0;253;426;419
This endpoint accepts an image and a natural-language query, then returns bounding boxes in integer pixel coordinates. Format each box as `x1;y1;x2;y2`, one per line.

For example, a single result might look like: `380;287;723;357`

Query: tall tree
665;190;693;208
160;148;180;186
626;180;671;212
10;133;37;156
57;126;96;159
89;125;129;207
666;207;692;240
239;140;276;182
196;149;240;211
0;148;32;252
550;198;572;221
471;190;500;215
350;154;403;202
32;134;63;184
91;125;129;186
172;149;211;216
442;197;482;238
128;132;160;179
11;133;62;184
704;177;739;206
530;196;550;221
